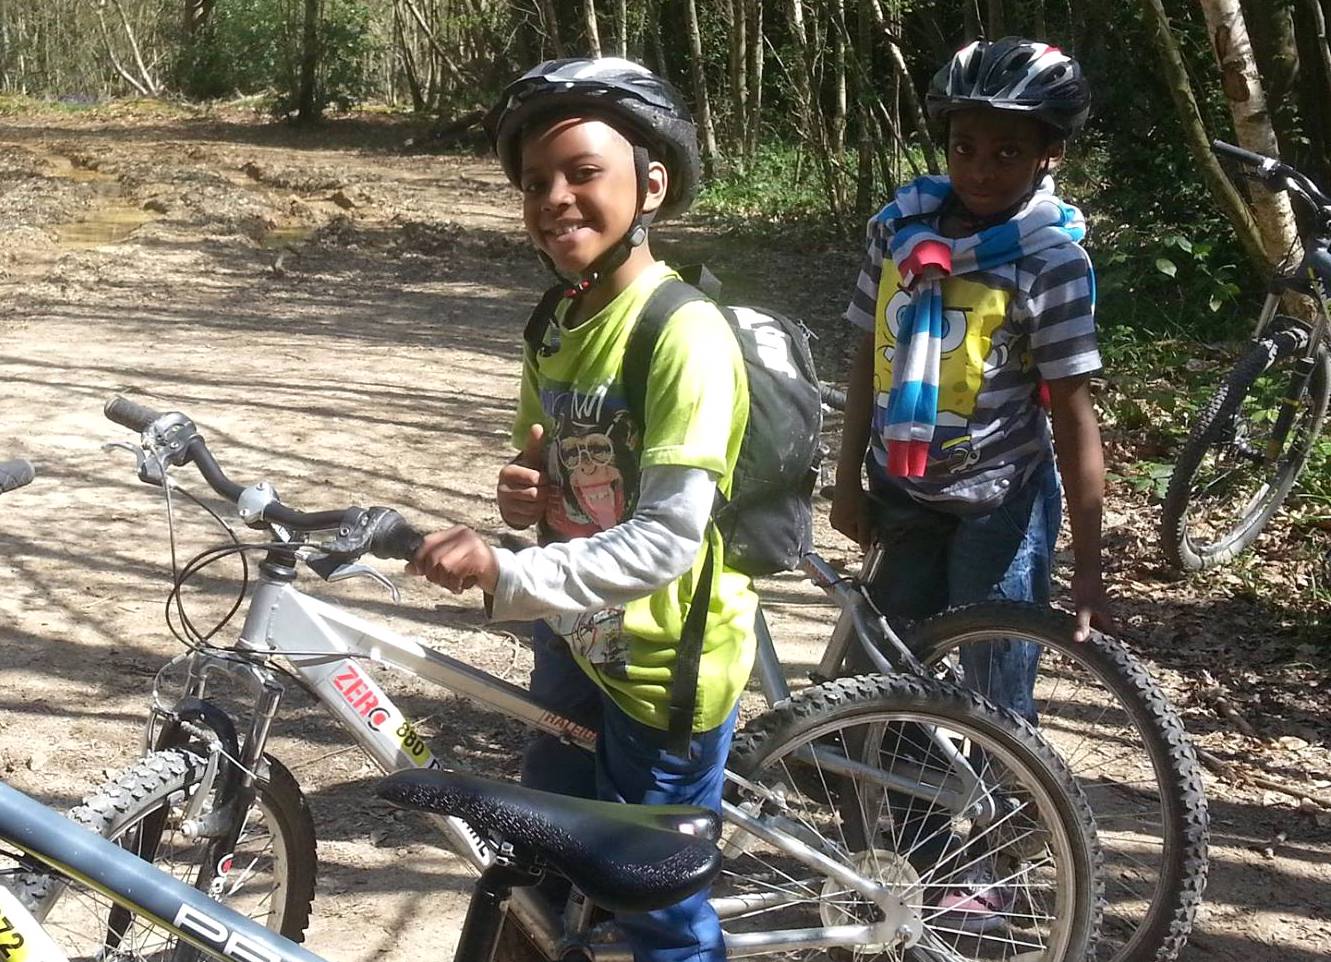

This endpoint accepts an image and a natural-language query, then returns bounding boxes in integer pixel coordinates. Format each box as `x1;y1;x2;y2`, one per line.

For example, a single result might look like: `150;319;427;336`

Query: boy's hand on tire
498;423;549;528
1071;569;1115;643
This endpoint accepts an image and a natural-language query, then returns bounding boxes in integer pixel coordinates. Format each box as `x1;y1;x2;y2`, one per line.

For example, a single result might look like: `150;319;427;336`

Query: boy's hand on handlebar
1071;569;1115;643
497;424;549;529
829;481;873;552
407;527;500;595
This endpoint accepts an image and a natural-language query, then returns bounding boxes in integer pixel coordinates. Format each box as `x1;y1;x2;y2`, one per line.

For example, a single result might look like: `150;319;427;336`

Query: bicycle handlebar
1212;139;1331;215
0;459;34;494
104;396;427;562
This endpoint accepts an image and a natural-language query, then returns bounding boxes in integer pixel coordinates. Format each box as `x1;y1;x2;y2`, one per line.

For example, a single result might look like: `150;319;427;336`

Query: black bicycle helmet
485;57;701;221
926;37;1090;138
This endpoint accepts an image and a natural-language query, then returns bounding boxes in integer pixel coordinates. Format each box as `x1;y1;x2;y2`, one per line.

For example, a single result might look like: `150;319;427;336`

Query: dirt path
0;105;1328;961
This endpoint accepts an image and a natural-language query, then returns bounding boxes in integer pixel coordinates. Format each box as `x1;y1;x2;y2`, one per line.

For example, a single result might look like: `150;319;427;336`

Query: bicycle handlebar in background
1213;139;1331;212
0;459;34;494
103;396;426;562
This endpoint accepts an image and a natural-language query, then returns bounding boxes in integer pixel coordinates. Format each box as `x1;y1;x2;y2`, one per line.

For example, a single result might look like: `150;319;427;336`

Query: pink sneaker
935;866;1014;934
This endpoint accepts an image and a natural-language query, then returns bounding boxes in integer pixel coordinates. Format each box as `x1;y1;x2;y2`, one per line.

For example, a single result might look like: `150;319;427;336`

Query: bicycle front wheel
10;749;316;961
719;674;1103;961
911;602;1209;962
1161;323;1331;571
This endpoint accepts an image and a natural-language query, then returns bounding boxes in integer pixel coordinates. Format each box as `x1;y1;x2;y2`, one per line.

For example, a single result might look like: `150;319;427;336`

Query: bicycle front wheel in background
720;674;1103;961
910;602;1209;962
13;748;316;961
1161;323;1331;571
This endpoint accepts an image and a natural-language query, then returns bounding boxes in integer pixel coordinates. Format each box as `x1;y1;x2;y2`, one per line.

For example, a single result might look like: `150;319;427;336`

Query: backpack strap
523;283;571;359
621;275;721;757
622;278;707;425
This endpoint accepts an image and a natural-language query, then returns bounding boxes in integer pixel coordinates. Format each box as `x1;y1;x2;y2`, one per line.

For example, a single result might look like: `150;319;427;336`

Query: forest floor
0;100;1328;961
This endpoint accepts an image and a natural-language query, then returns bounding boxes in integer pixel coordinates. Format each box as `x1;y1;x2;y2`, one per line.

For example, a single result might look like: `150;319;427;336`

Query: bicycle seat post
454;843;544;962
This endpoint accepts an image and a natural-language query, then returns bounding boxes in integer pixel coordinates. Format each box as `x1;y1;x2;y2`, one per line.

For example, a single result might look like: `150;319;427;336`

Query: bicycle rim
911;604;1209;962
719;674;1101;960
1164;332;1330;569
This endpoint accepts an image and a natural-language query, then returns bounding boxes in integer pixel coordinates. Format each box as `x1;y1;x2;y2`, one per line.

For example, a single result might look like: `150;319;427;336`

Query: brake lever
103;440;166;486
306;555;401;603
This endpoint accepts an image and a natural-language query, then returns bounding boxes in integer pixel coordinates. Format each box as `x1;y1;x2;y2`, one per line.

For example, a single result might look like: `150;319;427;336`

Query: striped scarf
878;174;1086;477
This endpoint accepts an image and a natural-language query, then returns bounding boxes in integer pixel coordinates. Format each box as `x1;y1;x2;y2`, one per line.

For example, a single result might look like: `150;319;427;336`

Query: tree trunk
831;0;848;157
683;0;718;176
744;0;763;161
1138;0;1266;270
987;0;1005;38
869;0;939;173
964;0;980;40
616;0;627;57
393;0;426;111
1301;0;1331;172
537;0;565;57
109;0;160;96
297;0;320;123
854;0;874;214
788;0;844;219
646;0;666;75
95;4;150;96
583;0;602;57
1198;0;1301;264
1032;0;1047;37
1242;0;1299;149
727;0;747;157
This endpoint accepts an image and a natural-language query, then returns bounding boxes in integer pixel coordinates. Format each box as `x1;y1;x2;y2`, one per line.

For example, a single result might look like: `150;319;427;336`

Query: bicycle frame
150;548;979;961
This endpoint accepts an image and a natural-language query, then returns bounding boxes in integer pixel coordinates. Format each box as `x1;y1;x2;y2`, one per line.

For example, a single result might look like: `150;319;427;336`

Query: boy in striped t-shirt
831;37;1115;722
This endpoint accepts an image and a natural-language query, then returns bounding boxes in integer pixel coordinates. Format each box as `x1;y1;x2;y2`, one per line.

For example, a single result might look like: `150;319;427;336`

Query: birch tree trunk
1198;0;1300;263
582;0;602;57
683;0;718;176
1139;0;1266;269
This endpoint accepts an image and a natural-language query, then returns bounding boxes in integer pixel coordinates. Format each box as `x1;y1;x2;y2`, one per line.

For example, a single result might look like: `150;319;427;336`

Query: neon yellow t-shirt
512;261;757;732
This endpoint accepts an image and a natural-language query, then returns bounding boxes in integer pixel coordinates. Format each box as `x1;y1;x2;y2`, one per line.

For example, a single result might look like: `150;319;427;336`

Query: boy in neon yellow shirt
406;58;754;962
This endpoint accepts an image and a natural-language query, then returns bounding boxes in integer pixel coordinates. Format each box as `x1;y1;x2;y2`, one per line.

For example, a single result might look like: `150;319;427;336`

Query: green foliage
694;142;838;230
1061;129;1262;341
178;0;378;116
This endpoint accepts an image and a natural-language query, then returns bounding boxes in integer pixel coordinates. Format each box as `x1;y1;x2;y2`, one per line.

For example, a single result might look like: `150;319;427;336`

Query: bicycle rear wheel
719;673;1103;960
6;749;315;960
1161;322;1331;571
910;603;1208;962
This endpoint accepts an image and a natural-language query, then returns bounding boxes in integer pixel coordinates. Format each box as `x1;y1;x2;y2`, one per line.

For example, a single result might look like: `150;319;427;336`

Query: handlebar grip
105;396;163;431
1212;139;1275;169
368;509;427;562
0;459;35;494
819;383;847;413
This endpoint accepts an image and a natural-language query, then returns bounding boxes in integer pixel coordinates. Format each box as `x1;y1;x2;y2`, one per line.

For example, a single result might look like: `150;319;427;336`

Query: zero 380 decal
330;663;441;770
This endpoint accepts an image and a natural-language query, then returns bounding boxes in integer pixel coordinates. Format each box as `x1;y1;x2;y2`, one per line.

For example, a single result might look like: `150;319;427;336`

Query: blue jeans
522;624;734;962
864;460;1062;723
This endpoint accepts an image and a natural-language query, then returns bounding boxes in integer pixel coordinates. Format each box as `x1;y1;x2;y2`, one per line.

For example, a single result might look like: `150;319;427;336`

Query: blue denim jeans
864;460;1062;723
522;624;734;962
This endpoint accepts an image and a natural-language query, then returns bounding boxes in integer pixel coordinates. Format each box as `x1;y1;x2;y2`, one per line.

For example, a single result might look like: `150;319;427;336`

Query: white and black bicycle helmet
485;57;701;221
926;37;1090;138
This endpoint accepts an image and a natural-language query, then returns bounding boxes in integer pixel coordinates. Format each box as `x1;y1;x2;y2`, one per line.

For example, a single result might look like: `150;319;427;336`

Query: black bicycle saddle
375;769;722;914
